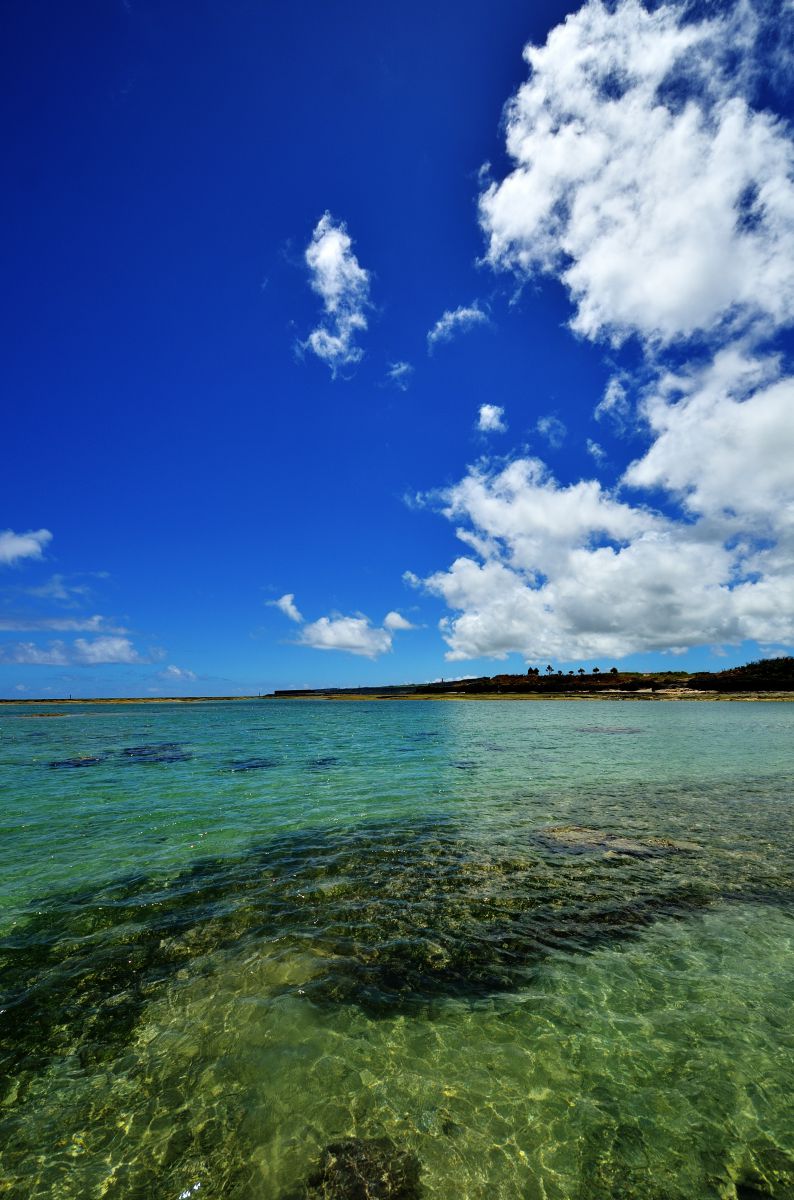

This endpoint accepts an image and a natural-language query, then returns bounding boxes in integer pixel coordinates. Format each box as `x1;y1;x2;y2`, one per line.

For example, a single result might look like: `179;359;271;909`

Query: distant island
270;657;794;701
2;659;793;705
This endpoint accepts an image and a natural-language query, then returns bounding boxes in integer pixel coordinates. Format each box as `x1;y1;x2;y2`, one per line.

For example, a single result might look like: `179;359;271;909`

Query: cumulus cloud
298;615;393;658
269;593;303;623
427;303;490;350
536;415;567;448
271;592;415;657
386;361;414;390
408;0;794;665
415;441;794;660
303;213;371;376
479;0;794;346
0;529;52;567
477;403;507;433
383;610;416;631
0;636;149;666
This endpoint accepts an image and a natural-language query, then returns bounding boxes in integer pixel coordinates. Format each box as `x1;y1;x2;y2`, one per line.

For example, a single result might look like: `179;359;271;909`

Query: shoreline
2;690;794;705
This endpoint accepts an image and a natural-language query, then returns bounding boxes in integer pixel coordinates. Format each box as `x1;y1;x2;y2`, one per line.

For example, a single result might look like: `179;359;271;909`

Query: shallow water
1;699;793;1198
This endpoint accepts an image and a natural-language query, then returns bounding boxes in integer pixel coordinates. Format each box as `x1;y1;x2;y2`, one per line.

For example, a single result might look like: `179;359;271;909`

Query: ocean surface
1;698;793;1199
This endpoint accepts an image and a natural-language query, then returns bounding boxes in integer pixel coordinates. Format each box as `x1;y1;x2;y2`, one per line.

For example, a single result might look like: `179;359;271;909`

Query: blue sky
3;0;794;697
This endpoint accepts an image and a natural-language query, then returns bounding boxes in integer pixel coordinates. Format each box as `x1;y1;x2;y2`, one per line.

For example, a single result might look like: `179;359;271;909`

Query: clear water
1;699;793;1199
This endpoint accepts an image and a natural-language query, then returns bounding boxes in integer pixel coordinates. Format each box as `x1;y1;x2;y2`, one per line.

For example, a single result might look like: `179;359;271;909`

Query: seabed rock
534;824;693;859
289;1137;423;1200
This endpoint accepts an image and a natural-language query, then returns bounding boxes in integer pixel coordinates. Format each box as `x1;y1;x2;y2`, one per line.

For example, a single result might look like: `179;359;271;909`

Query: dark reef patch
308;756;340;770
286;1137;423;1200
120;743;192;764
1;813;792;1110
228;756;281;772
48;755;105;769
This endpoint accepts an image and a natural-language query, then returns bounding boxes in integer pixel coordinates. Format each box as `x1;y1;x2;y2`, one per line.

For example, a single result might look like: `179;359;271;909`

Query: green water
1;699;793;1199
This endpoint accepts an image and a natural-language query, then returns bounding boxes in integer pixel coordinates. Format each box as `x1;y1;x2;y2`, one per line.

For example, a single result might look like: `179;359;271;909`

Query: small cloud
586;439;607;464
15;683;28;692
269;593;303;623
594;376;631;432
536;415;567;448
159;664;197;682
427;303;489;351
403;570;421;588
26;574;92;603
0;528;52;567
383;610;416;631
477;404;507;433
386;361;413;391
298;615;392;659
302;213;371;377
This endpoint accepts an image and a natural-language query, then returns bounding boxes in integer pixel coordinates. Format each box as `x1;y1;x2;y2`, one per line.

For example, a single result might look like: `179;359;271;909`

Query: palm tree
593;666;600;675
578;667;585;675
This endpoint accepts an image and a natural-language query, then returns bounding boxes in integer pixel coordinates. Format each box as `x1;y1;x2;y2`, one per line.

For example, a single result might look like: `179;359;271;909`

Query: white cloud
479;0;794;346
477;403;507;433
269;593;303;623
624;346;794;528
298;615;393;659
0;615;124;633
72;636;145;664
595;376;631;430
303;213;371;376
536;414;567;448
26;574;92;603
0;528;52;567
586;439;606;463
386;361;414;390
427;303;490;350
412;418;794;661
0;636;153;666
383;610;416;631
159;664;197;682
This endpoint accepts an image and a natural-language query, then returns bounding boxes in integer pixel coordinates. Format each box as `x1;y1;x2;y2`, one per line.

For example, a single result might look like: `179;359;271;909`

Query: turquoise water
1;698;793;1198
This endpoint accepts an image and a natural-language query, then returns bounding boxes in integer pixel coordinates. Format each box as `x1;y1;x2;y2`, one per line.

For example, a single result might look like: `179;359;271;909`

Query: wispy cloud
477;404;506;433
386;361;414;391
0;529;52;567
0;614;125;633
26;574;93;603
302;213;371;376
158;664;197;682
427;303;489;351
536;415;566;449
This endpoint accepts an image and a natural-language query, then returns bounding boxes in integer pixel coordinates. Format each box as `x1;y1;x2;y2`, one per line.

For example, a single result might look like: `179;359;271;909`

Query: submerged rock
228;756;280;772
292;1137;422;1199
120;743;191;764
534;825;692;859
48;755;104;769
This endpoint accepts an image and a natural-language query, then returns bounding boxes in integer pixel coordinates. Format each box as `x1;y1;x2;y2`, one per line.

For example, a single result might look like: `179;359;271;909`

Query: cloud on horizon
0;635;158;666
